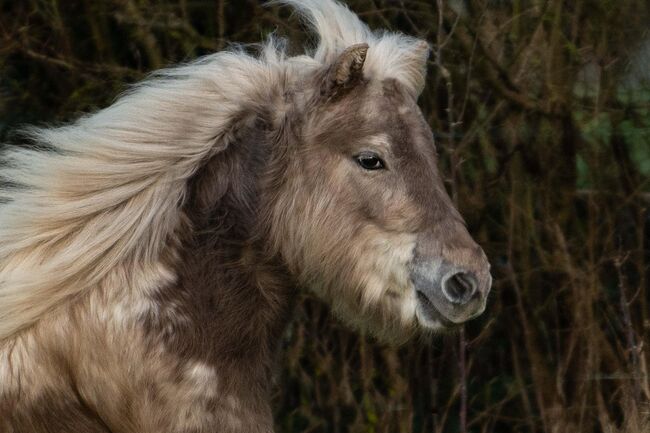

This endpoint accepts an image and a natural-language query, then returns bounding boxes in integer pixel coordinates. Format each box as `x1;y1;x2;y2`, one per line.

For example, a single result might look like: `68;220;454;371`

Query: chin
415;307;462;334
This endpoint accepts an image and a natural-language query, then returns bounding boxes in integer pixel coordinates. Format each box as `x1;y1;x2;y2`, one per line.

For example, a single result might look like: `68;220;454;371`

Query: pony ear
321;43;369;97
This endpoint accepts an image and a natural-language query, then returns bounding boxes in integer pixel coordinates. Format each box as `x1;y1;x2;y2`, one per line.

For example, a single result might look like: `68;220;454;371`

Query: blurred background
1;1;649;432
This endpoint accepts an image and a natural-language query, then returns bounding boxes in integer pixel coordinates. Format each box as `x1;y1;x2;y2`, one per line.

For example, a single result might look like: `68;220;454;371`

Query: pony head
265;0;491;341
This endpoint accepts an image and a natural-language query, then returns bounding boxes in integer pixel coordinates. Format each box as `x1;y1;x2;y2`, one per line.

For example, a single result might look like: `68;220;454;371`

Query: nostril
442;272;477;305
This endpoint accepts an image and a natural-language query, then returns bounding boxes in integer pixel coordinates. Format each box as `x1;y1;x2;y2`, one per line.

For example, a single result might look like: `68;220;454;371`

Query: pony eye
355;154;385;170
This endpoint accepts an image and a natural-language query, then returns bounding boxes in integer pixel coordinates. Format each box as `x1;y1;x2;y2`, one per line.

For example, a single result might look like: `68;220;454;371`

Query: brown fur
0;38;490;433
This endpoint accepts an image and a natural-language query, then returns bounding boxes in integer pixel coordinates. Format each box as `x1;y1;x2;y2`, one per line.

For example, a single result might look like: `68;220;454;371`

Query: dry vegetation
1;0;649;432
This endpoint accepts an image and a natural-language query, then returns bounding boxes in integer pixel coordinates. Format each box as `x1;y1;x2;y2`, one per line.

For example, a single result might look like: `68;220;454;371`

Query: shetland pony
0;1;491;431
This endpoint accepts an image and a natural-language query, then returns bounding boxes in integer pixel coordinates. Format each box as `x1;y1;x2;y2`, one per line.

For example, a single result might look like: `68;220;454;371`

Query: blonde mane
0;0;428;340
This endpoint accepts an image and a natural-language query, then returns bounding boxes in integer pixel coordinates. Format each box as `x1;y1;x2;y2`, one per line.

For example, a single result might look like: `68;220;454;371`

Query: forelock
274;0;430;98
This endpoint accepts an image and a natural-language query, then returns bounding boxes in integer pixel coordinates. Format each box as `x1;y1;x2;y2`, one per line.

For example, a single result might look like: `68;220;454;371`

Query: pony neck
159;121;296;389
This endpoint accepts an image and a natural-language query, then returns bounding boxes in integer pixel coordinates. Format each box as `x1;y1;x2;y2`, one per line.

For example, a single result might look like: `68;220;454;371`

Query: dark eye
355;153;385;170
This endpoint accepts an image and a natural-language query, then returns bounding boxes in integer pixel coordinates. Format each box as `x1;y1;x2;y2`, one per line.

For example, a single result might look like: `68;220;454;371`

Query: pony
0;0;491;431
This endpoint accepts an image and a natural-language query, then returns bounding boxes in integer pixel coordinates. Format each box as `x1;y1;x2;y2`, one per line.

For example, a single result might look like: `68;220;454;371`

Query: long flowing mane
0;0;428;340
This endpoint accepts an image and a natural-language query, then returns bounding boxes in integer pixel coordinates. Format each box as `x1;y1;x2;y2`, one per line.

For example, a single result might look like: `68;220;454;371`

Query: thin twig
615;251;642;404
434;1;467;431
